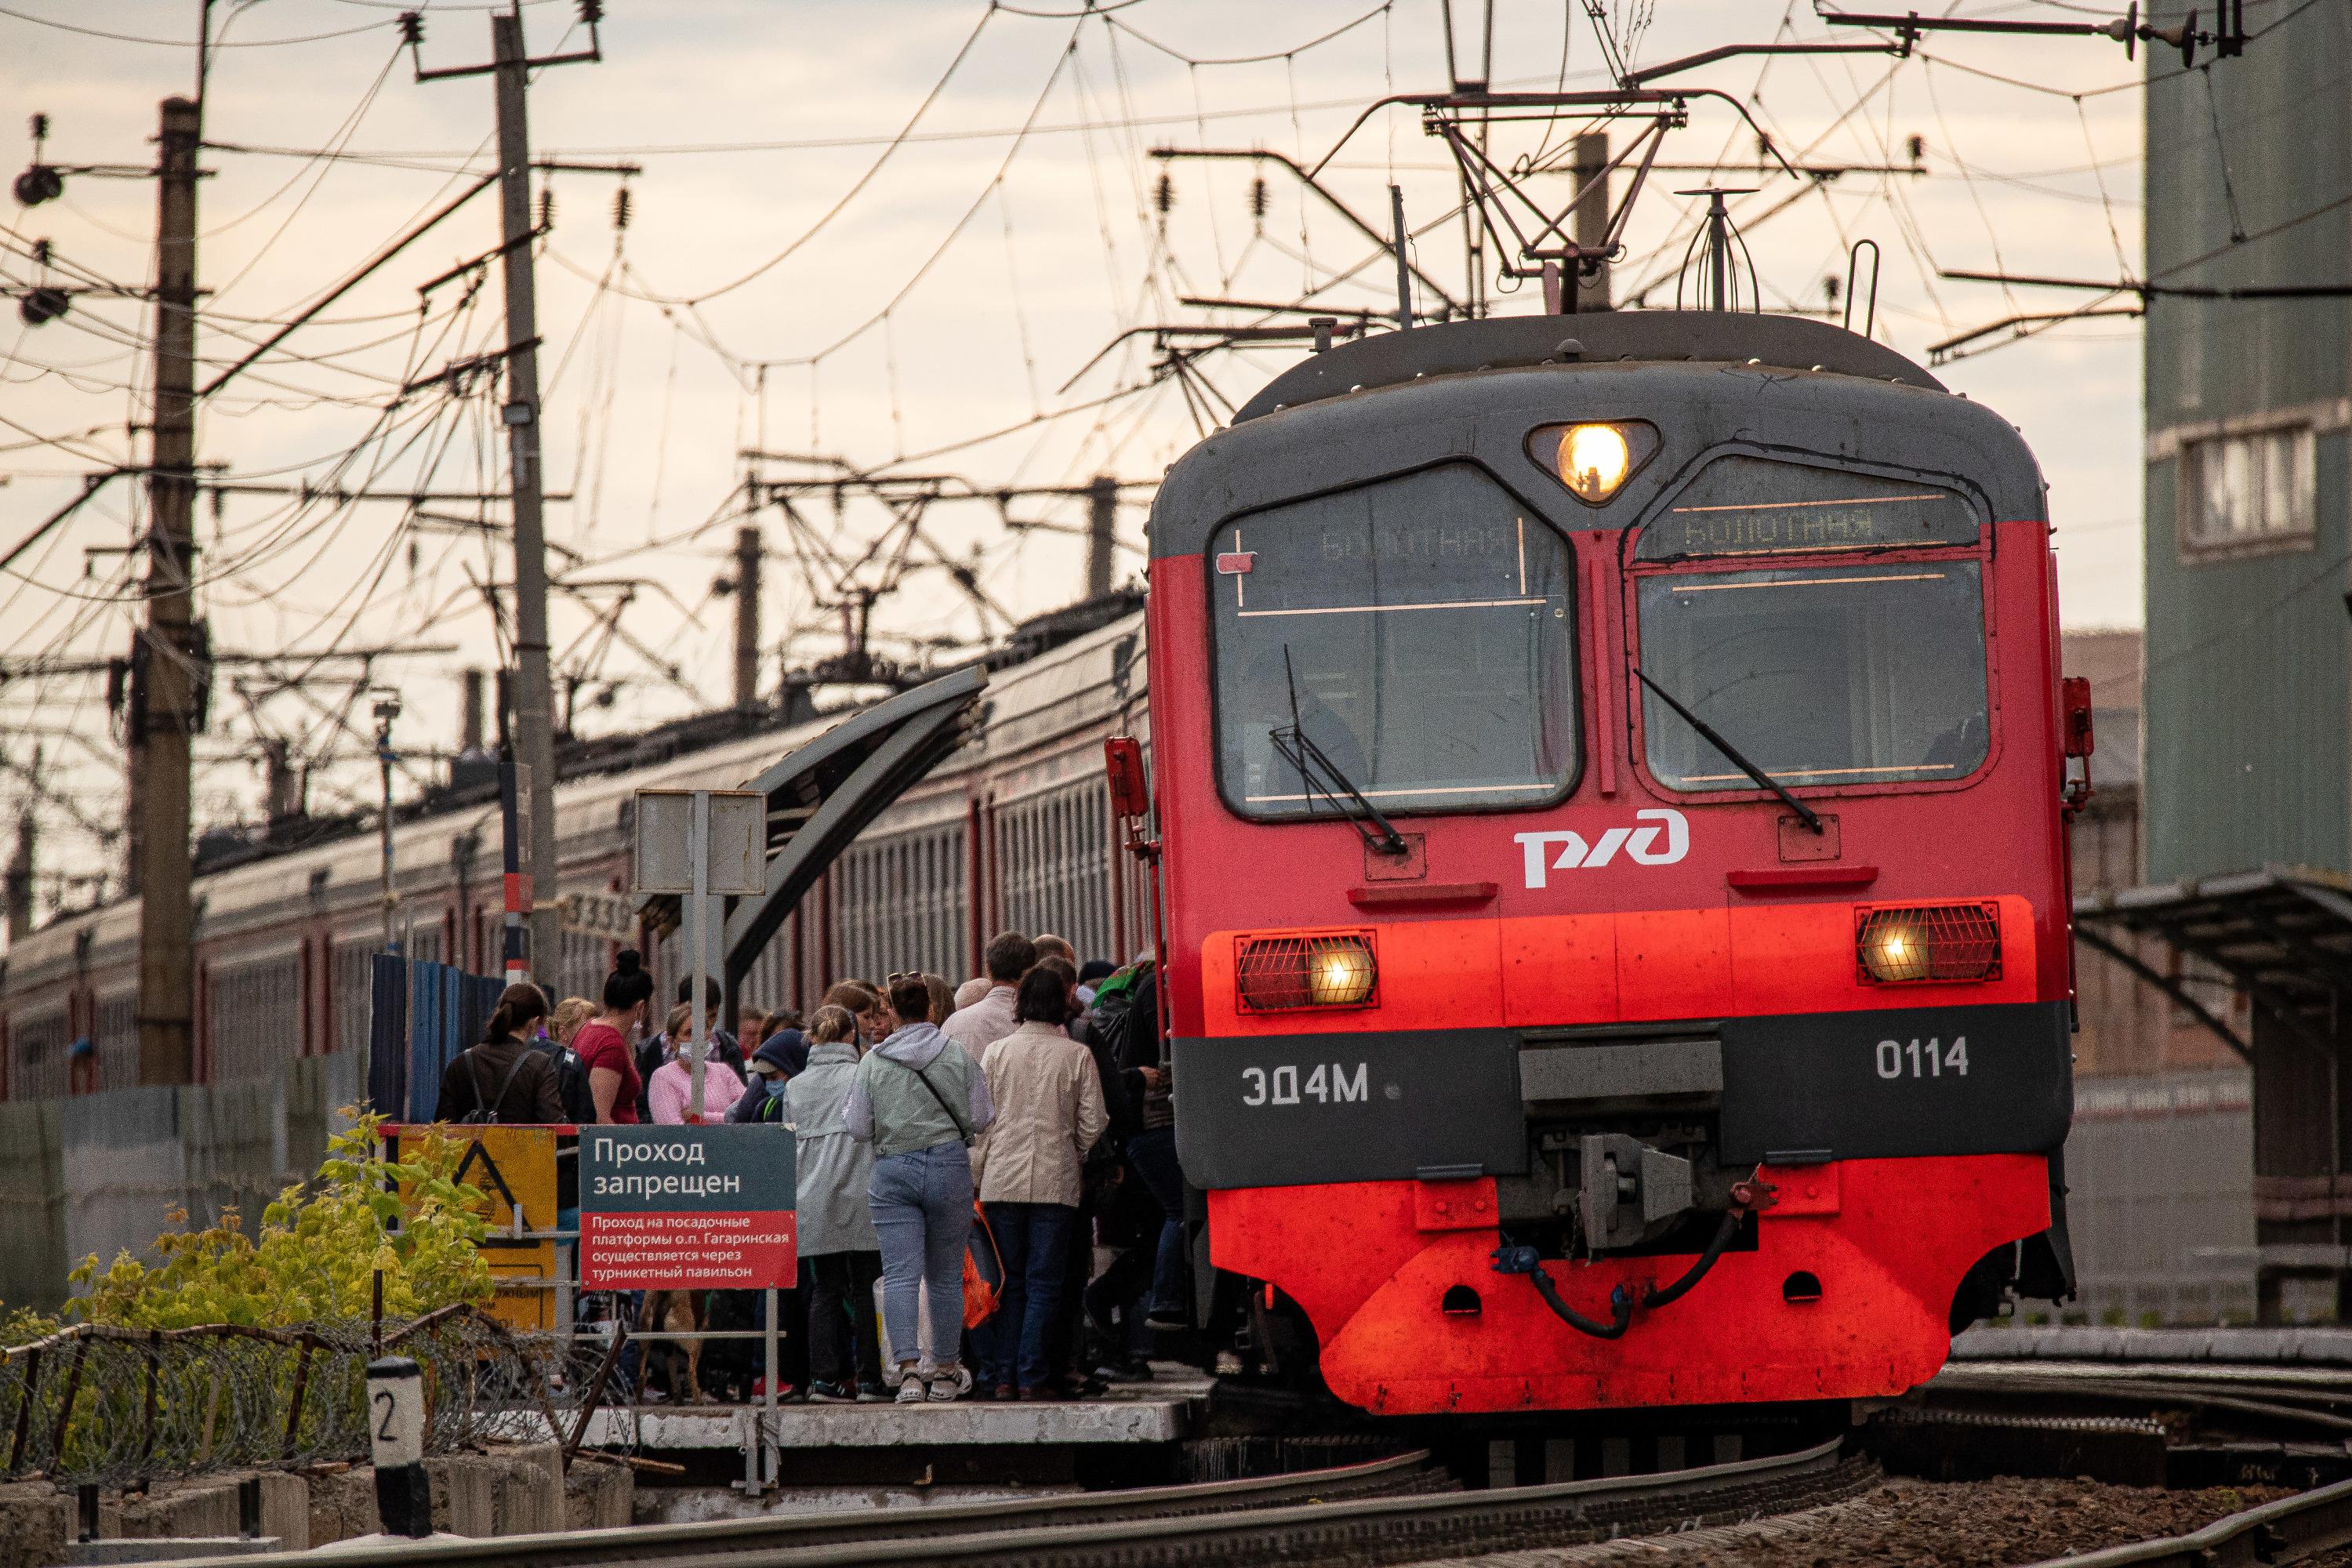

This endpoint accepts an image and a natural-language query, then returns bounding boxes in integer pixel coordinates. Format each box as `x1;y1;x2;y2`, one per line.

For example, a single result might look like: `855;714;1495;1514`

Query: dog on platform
637;1289;706;1403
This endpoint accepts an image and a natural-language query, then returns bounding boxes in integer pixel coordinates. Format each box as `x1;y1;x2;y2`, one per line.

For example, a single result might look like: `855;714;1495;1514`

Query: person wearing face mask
728;1029;808;1123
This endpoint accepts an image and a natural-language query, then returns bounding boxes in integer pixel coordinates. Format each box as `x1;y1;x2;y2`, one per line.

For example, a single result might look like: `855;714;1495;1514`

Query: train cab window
1210;463;1577;820
1633;456;1991;793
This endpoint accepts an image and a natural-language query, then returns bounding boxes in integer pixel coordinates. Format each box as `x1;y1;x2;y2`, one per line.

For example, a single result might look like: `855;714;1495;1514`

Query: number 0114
1875;1036;1968;1080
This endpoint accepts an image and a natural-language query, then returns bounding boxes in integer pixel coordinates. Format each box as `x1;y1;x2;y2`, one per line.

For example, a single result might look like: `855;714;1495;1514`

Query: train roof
1235;311;1943;423
0;607;1148;988
1152;310;2043;559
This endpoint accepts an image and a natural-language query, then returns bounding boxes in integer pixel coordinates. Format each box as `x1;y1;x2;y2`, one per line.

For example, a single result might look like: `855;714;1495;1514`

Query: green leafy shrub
66;1111;494;1329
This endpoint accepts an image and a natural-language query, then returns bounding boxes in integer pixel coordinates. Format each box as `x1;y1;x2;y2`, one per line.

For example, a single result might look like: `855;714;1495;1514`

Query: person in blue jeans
973;964;1108;1399
845;975;995;1403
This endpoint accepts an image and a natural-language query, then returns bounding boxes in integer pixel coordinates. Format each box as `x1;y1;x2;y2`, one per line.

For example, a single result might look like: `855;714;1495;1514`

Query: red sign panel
581;1209;797;1290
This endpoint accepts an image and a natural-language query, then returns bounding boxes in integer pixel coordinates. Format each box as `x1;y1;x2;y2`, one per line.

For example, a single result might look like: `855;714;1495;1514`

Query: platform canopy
635;666;990;996
2076;865;2352;1312
2072;865;2352;1061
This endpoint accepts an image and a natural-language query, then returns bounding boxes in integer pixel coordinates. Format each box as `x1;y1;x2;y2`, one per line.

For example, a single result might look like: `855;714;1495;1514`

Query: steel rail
148;1436;1854;1568
2019;1472;2352;1567
1928;1367;2352;1437
605;1437;1856;1568
147;1448;1442;1568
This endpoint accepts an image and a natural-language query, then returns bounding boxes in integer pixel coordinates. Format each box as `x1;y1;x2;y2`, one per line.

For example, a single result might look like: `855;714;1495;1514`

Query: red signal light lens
1855;903;2001;985
1235;933;1378;1011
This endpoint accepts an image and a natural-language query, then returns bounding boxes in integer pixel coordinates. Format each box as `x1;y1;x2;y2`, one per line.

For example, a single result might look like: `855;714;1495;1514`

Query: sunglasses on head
885;971;920;985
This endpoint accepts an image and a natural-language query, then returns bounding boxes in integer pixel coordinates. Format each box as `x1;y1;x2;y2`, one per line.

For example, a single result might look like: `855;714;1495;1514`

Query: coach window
1632;455;1991;794
1210;463;1577;821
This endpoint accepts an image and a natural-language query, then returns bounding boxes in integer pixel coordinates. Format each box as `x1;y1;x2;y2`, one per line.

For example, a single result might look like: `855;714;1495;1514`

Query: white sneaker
927;1363;974;1402
895;1374;927;1404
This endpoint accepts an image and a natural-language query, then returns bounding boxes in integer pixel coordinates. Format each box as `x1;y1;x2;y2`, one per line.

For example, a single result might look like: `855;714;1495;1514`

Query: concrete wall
0;1054;359;1314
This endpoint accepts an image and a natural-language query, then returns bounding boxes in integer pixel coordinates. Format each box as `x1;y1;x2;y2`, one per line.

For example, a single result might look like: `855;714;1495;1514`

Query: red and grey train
1142;310;2080;1417
1;305;2080;1428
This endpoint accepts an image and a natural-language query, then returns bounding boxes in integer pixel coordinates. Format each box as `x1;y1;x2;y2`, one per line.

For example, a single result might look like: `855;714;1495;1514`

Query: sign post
633;788;764;1120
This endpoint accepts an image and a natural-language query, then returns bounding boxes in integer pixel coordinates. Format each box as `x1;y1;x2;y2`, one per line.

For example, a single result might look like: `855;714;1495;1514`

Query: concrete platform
579;1392;1196;1452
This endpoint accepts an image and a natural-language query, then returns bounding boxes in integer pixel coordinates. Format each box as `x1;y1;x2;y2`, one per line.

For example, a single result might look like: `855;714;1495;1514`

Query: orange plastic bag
963;1201;1005;1327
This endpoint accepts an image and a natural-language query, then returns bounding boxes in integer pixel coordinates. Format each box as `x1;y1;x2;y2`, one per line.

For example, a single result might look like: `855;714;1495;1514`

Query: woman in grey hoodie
844;974;996;1403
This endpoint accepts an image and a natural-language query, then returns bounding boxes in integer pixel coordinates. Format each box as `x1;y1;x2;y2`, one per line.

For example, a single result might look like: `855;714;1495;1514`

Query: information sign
580;1124;797;1289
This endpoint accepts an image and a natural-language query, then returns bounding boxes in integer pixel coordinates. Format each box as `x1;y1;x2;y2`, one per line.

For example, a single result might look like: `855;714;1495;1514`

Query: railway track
151;1437;1863;1568
2024;1472;2352;1567
1877;1358;2352;1491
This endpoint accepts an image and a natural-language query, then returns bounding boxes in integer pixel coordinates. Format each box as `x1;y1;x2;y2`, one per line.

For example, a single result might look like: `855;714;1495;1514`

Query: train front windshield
1633;456;1992;792
1210;463;1577;820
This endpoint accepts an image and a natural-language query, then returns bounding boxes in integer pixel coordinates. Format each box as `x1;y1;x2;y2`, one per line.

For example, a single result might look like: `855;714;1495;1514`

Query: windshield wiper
1272;648;1410;857
1634;667;1824;834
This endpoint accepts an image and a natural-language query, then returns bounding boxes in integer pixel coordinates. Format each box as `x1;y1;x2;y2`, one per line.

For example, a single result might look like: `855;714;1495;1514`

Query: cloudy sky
0;0;2154;908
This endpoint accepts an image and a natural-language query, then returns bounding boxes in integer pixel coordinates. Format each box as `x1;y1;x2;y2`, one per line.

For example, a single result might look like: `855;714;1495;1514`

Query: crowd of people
433;930;1181;1405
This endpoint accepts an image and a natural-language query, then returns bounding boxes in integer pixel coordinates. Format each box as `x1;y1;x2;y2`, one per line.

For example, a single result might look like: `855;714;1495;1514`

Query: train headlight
1526;419;1658;506
1561;423;1632;501
1856;904;2001;985
1236;933;1378;1012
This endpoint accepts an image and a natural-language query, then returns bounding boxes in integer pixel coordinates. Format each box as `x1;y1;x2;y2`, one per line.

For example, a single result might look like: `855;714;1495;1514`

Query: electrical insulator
1824;274;1842;306
579;0;603;22
30;238;49;267
1248;176;1270;223
1154;172;1174;216
1907;133;1926;165
397;9;423;46
537;186;555;230
13;165;61;206
17;286;67;327
612;186;632;230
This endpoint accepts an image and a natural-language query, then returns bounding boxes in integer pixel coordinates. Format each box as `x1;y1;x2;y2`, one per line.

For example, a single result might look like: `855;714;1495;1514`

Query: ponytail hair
483;982;550;1044
603;949;655;1011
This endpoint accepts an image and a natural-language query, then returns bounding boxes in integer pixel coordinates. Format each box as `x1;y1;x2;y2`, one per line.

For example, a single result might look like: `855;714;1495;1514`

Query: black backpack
534;1040;600;1125
458;1047;532;1126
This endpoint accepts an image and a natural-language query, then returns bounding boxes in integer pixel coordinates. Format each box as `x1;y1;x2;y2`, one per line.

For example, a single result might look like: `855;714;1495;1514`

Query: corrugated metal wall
2067;1070;2256;1323
2141;0;2352;881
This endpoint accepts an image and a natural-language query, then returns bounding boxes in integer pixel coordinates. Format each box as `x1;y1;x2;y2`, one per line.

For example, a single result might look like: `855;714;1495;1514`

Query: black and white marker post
366;1356;432;1539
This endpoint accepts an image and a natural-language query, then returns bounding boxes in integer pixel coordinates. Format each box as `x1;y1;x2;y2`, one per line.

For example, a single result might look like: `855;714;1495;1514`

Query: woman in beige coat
972;967;1109;1398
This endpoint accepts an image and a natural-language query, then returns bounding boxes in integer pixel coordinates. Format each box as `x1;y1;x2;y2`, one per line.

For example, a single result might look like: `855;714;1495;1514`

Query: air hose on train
1491;1206;1751;1341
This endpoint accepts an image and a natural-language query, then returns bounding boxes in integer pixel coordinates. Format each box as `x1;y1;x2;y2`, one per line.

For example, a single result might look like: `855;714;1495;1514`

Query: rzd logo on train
1514;809;1690;887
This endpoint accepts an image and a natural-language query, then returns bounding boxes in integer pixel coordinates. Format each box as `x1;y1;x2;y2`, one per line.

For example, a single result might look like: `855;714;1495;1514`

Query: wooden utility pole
133;95;206;1087
488;15;561;973
733;525;761;713
1085;476;1116;600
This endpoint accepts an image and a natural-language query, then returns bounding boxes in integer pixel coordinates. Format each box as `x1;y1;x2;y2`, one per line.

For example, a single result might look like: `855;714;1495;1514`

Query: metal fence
0;1306;587;1487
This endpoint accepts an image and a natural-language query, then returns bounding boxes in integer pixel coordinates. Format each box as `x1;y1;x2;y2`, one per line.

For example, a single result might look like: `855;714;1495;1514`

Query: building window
2182;426;2315;555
